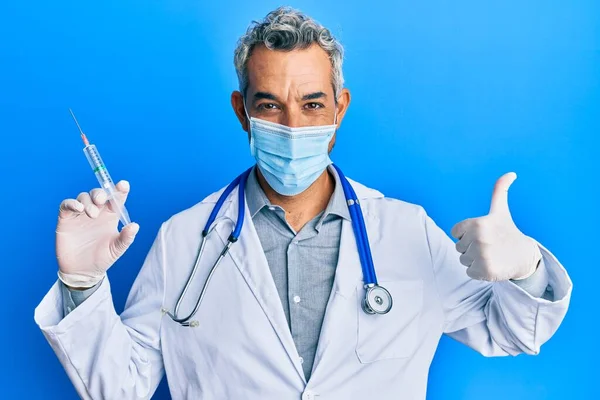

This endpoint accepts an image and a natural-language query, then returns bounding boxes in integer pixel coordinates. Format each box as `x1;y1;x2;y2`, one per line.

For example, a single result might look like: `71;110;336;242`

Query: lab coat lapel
214;191;307;384
310;217;364;378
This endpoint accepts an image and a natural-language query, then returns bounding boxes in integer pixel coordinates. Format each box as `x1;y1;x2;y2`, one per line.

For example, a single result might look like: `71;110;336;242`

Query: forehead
246;44;333;96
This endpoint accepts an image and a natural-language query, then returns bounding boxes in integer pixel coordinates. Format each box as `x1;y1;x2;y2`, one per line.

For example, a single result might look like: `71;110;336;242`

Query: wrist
58;270;105;290
511;259;540;281
511;242;543;281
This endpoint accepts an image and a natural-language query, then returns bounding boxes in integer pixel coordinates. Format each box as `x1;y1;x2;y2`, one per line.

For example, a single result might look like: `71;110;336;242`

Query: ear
334;88;351;130
231;91;249;132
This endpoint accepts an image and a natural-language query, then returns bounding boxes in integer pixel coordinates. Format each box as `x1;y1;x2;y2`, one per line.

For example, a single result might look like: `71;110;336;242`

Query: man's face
231;44;350;151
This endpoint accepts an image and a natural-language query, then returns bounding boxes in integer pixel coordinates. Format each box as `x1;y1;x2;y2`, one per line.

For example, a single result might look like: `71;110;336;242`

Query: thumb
110;222;140;258
489;172;517;216
113;180;131;204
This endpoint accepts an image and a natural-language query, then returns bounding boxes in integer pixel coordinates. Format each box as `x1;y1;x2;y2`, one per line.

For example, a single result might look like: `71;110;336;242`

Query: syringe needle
69;108;90;146
70;109;132;227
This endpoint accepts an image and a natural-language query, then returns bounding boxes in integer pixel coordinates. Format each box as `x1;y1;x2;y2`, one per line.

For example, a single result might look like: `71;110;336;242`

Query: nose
281;109;304;128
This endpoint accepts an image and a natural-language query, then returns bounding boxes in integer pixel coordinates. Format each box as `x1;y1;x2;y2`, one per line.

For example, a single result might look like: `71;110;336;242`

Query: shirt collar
245;166;271;218
244;165;351;221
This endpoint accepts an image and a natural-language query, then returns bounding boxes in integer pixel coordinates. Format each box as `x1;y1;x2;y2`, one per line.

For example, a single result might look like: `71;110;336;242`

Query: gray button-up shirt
244;167;350;380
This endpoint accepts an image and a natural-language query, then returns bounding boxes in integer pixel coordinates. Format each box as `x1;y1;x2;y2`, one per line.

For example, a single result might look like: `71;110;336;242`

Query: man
35;6;572;400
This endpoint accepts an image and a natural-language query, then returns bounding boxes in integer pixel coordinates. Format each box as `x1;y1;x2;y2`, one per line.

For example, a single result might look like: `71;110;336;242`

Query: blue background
0;0;597;399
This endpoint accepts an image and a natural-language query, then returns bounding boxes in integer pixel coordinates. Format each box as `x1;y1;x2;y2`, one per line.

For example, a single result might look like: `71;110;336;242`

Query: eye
257;103;280;111
304;102;324;110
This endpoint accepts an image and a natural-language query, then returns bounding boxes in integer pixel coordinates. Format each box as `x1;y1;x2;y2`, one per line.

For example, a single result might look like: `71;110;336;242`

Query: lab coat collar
206;168;383;301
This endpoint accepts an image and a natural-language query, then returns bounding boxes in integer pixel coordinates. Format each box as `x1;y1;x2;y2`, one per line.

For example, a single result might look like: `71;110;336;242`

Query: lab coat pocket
355;279;423;363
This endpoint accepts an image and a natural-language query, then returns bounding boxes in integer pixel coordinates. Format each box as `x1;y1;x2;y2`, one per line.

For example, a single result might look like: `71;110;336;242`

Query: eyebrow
253;92;278;101
302;91;327;101
252;91;328;102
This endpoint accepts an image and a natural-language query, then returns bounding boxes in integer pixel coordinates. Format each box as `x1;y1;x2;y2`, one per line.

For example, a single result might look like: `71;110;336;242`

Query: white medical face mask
244;106;337;196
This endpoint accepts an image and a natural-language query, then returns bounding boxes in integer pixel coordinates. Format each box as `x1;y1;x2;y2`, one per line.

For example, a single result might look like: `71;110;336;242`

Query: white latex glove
450;172;542;282
56;180;139;289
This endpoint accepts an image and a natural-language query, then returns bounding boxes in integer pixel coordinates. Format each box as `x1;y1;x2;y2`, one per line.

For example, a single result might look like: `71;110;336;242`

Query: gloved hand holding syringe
69;108;131;227
55;110;139;289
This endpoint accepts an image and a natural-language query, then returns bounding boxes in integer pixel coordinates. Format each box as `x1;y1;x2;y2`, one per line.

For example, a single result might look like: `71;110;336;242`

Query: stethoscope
163;164;392;327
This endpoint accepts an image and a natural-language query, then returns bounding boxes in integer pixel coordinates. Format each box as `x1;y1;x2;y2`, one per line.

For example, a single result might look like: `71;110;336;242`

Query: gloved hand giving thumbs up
55;180;139;289
450;172;542;281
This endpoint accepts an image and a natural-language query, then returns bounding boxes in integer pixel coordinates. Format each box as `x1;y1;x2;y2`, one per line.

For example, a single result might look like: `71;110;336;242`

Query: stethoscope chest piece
362;284;393;315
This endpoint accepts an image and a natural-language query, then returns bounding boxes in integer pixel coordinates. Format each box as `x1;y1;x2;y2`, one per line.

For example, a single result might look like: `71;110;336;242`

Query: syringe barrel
82;143;131;226
83;144;115;192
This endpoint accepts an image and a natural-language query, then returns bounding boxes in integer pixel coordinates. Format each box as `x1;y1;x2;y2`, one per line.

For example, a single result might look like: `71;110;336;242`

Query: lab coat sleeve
61;280;102;316
34;225;167;400
423;211;572;356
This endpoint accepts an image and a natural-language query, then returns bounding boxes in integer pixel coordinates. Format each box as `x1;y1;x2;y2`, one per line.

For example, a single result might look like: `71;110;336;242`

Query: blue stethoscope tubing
332;165;393;315
165;165;392;327
331;165;376;285
165;167;252;327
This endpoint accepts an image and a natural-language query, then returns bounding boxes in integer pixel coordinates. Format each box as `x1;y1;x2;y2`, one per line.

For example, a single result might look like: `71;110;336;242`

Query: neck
256;167;335;232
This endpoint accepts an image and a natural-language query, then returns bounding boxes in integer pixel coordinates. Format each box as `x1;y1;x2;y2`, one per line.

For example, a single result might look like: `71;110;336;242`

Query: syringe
69;109;132;227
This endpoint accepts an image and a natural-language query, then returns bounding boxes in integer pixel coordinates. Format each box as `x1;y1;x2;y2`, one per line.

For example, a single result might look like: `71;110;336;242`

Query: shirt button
299;356;304;364
66;306;73;313
268;206;276;211
293;295;301;303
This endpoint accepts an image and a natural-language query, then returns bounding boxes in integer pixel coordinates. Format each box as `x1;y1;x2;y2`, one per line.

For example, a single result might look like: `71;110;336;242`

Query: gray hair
234;6;344;100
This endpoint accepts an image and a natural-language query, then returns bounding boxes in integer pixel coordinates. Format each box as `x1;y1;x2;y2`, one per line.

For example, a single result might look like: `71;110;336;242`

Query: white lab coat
34;178;572;400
